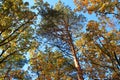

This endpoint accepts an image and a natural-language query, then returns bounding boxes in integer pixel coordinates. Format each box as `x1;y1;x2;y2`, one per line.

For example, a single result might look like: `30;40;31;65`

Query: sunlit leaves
30;49;76;79
87;20;99;31
76;21;120;79
74;0;120;19
0;0;35;79
74;1;120;78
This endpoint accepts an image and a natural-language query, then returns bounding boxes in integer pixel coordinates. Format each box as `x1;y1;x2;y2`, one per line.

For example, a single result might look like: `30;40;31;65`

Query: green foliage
0;0;35;79
75;0;120;79
35;0;85;58
36;0;85;39
0;0;119;79
30;47;76;80
35;1;85;79
76;26;120;79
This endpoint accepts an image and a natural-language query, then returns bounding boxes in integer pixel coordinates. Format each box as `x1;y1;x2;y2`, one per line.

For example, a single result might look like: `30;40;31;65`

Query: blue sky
25;0;75;9
44;0;75;9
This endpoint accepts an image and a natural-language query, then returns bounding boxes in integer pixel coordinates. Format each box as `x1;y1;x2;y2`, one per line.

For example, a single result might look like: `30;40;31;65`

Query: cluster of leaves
76;22;120;79
36;0;85;42
0;0;36;79
30;47;77;80
74;0;120;79
74;0;120;16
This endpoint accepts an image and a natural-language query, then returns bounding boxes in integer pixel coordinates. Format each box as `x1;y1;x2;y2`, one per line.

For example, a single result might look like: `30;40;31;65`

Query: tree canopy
0;0;35;79
74;0;120;79
0;0;119;80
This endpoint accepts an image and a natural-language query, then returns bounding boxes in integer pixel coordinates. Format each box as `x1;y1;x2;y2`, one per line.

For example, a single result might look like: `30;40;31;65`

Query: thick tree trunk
64;23;84;80
67;32;84;80
70;41;84;80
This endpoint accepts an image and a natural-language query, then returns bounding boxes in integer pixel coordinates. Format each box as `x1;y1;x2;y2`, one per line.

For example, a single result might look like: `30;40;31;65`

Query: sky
25;0;75;9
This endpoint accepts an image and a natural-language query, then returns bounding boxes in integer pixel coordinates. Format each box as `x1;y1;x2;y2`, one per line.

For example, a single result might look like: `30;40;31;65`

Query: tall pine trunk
66;27;84;80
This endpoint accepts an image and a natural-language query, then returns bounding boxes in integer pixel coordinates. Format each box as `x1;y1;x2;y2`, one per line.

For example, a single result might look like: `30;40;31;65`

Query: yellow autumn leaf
99;3;106;12
87;5;96;11
95;0;101;3
82;0;88;6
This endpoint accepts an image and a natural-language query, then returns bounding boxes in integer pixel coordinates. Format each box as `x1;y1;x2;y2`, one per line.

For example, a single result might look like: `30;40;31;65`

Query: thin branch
0;46;10;58
114;52;120;66
0;47;28;64
0;20;30;46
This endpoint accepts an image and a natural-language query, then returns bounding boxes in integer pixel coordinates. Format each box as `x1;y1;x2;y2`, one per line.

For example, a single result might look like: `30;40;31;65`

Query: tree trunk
70;41;84;80
67;31;84;80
